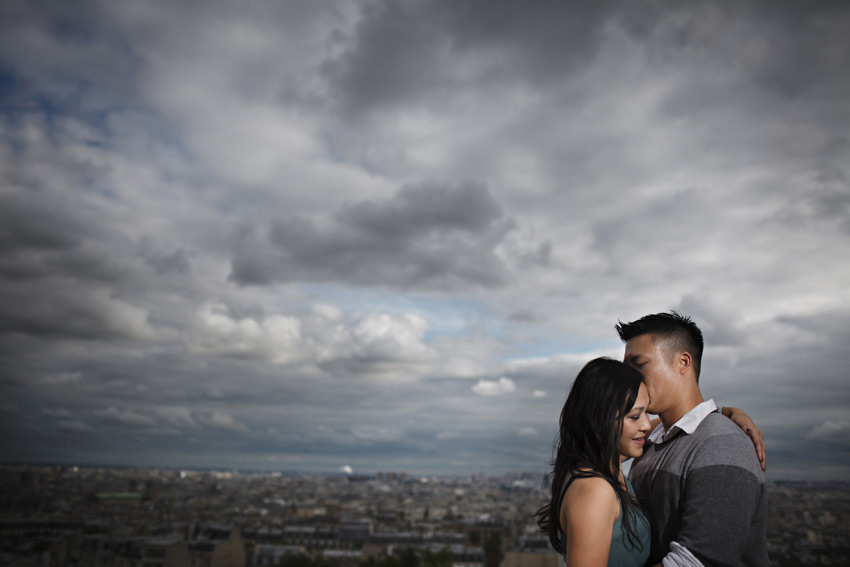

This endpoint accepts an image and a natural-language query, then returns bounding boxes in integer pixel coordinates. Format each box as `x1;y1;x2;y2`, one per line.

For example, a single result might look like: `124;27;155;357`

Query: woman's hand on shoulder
722;406;766;471
560;476;620;567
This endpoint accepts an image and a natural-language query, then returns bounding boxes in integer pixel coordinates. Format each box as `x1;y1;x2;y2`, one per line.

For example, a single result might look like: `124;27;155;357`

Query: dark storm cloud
0;186;153;340
1;0;848;478
771;311;850;390
0;191;94;254
675;296;749;348
774;154;850;234
322;0;850;122
321;0;613;118
0;178;154;340
0;0;144;117
230;180;516;289
735;2;850;100
700;310;850;478
509;310;537;323
0;286;149;340
0;123;127;285
140;244;191;276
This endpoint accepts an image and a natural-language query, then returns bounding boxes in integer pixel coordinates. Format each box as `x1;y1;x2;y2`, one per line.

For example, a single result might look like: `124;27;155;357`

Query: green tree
359;554;402;567
399;547;419;567
422;547;453;567
484;533;502;567
278;553;341;567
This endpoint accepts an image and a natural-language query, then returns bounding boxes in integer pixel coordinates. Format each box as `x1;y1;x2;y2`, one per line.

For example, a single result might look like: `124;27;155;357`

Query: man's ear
678;351;692;376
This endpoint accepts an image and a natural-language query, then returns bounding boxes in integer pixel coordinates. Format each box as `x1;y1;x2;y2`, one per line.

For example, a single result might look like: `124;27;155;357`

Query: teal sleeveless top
558;475;650;567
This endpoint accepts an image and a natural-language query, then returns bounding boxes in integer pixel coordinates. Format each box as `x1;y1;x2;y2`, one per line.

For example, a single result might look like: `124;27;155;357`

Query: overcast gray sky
1;0;848;480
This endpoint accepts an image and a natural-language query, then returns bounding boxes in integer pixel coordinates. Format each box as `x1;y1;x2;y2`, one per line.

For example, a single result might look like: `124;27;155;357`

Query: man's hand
722;406;766;471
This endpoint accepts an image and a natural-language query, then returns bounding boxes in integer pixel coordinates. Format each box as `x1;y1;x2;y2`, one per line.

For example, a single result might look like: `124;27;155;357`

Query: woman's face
618;383;652;463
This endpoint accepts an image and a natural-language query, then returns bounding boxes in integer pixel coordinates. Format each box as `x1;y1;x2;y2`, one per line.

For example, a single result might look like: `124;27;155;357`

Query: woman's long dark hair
535;357;646;553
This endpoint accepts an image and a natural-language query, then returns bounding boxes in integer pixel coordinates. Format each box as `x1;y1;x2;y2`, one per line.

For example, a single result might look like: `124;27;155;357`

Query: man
617;311;768;567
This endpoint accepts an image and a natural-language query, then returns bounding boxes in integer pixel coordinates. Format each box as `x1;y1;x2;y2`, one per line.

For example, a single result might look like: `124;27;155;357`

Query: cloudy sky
1;0;848;480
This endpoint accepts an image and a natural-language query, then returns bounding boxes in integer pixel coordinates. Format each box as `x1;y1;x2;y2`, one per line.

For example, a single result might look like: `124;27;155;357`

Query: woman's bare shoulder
560;476;620;524
564;475;619;501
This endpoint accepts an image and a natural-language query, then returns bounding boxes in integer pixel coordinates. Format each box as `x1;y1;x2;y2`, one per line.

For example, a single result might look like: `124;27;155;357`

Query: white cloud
311;303;344;322
471;377;516;397
155;407;200;430
197;411;249;433
437;357;488;378
351;426;402;441
187;304;305;365
532;390;547;398
41;372;82;386
94;407;157;427
90;289;158;340
350;313;432;362
806;421;850;441
42;408;72;418
437;431;461;440
57;419;94;432
187;304;435;374
518;427;539;437
506;351;619;377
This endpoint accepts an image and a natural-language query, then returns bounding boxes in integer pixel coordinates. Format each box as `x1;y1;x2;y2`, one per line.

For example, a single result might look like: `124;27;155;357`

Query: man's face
624;333;677;415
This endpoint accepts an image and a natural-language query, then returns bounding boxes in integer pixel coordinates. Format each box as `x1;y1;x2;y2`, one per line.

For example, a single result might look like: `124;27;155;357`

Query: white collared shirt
648;399;718;444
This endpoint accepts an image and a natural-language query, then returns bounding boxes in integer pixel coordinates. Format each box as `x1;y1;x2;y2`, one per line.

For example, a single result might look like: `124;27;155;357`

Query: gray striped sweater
629;412;769;567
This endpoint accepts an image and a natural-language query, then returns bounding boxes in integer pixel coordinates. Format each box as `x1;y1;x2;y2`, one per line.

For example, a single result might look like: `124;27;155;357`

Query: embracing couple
537;312;769;567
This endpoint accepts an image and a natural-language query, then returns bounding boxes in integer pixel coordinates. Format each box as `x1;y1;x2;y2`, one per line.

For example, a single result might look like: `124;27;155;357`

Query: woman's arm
721;406;766;471
560;477;620;567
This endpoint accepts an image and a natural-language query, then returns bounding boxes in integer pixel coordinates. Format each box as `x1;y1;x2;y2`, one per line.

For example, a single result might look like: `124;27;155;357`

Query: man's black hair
615;310;705;381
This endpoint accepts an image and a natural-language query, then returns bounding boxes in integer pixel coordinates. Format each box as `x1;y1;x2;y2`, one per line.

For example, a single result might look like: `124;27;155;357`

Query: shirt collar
648;399;717;444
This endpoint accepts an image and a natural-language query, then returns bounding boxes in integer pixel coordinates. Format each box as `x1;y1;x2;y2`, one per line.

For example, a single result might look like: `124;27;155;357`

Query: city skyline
1;1;849;480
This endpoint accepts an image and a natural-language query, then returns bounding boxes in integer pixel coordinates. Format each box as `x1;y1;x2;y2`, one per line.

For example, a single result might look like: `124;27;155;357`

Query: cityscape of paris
2;0;849;566
1;464;849;566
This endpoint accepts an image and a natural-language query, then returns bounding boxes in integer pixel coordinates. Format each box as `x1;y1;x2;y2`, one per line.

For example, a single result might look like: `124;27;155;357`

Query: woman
536;357;651;567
